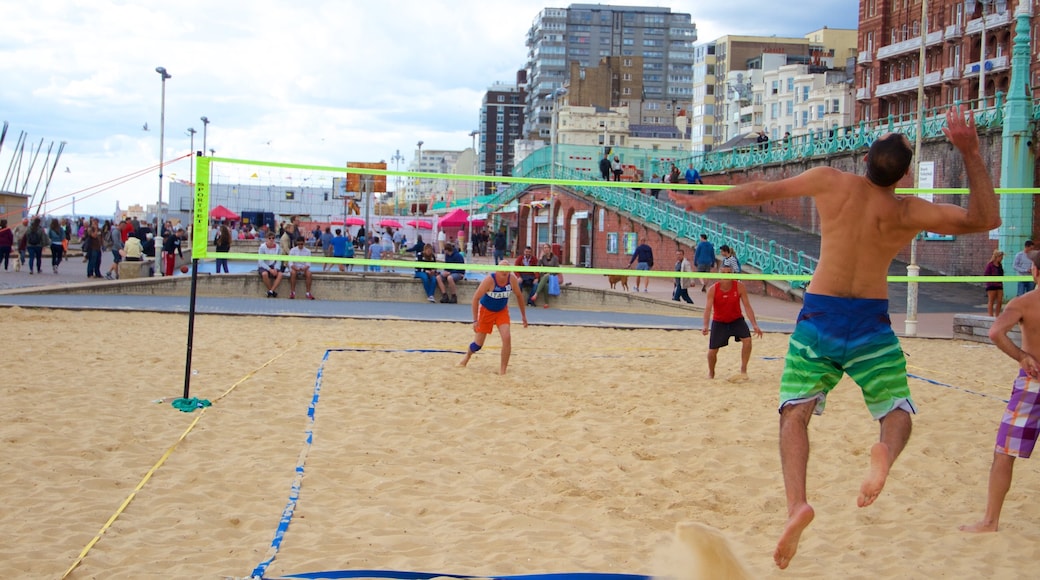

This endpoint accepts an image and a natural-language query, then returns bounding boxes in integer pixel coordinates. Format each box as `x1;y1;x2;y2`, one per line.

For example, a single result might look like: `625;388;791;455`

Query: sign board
917;161;934;202
346;162;387;193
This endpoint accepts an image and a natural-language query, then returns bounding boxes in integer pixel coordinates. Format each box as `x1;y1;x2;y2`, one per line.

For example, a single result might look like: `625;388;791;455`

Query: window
817;105;825;119
771;80;779;95
771;103;778;119
802;86;810;102
787;77;794;92
831;98;840;114
786;100;793;115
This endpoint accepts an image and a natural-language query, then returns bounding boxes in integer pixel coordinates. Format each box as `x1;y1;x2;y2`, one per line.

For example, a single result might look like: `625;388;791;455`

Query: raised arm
988;299;1040;378
907;106;1000;235
669;166;840;213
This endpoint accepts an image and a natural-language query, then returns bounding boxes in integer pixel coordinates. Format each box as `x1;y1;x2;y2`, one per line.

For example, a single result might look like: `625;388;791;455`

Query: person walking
693;234;716;292
47;218;65;274
670;105;1000;570
672;249;694;304
627;238;654;292
24;217;46;275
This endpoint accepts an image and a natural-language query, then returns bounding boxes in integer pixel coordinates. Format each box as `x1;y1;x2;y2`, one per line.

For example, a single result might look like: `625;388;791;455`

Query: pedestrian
693;234;716;291
670;105;1000;570
214;225;232;274
985;249;1005;317
599;153;612;180
24;217;46;275
627;238;654;292
1012;240;1035;296
458;260;529;375
47;218;65;274
0;219;12;270
673;249;694;304
611;155;623;181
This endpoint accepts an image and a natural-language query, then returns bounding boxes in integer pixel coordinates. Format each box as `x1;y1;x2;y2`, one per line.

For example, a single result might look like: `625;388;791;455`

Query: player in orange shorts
459;260;528;374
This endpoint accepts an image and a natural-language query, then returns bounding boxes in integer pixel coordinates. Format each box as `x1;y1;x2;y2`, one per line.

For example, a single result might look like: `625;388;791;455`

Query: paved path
0;247;973;337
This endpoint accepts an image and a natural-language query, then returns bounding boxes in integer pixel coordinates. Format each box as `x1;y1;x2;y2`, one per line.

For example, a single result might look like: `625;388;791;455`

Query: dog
607;274;629;291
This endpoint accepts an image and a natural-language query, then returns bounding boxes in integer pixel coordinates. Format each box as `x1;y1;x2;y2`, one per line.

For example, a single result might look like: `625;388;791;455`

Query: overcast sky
0;0;859;215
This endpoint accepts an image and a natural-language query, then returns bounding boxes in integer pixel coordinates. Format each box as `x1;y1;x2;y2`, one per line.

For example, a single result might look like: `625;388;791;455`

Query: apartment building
477;82;527;195
521;4;697;141
855;0;1039;122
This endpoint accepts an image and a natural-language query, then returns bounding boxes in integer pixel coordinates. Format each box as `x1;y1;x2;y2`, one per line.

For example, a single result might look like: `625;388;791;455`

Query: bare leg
740;338;753;375
304;271;312;293
774;401;816;570
858;408;912;507
498;324;512;375
960;452;1015;533
458;332;487;367
706;348;718;379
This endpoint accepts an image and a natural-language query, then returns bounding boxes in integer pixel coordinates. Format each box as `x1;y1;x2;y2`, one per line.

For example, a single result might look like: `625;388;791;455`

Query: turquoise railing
481;94;1032;286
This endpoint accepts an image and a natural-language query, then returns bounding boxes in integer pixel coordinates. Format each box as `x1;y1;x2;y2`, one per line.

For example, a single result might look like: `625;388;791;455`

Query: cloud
1;0;861;215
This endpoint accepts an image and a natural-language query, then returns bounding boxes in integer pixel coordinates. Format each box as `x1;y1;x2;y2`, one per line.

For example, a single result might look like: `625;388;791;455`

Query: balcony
943;66;962;82
858;50;874;66
963;55;1009;77
945;23;963;41
874;71;941;98
875;30;945;60
857;86;872;100
965;11;1013;35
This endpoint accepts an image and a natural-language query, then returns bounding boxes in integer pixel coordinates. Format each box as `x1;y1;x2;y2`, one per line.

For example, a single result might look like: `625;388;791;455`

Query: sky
0;0;859;215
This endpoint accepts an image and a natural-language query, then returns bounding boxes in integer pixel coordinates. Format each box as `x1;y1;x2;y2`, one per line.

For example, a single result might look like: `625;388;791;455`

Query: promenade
0;247;985;338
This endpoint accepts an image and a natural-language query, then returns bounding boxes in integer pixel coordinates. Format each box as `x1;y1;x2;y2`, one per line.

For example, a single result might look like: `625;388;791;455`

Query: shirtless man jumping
671;105;999;570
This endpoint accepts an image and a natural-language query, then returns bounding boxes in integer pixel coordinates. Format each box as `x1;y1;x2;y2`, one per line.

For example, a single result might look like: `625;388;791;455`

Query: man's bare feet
857;442;891;507
959;520;998;533
774;502;814;569
727;373;750;383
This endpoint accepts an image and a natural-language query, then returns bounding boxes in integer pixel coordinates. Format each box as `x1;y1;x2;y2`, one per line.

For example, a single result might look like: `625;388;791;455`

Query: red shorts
475;305;510;334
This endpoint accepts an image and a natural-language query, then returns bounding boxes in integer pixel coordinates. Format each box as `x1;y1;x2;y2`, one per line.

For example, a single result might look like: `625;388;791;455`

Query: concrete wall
15;272;699;315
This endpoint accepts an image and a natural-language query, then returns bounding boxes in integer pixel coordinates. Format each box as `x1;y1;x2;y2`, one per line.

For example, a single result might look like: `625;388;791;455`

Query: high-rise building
478;82;527;195
521;4;697;142
691;35;814;151
855;0;1038;122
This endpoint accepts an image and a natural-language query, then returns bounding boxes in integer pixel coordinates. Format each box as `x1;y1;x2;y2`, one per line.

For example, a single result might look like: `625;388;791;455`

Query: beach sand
3;308;1037;579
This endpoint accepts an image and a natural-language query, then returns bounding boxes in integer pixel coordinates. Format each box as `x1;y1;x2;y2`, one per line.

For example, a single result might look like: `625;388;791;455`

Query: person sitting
257;233;284;298
437;243;465;303
124;235;143;261
414;243;439;302
514;245;538;301
288;237;315;300
529;243;560;308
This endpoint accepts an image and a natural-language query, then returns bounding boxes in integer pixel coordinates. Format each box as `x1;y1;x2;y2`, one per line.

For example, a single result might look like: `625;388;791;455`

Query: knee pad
469;342;482;353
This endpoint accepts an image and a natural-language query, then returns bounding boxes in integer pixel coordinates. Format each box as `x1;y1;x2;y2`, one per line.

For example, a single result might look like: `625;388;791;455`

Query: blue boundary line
279;572;651;580
249;348;466;579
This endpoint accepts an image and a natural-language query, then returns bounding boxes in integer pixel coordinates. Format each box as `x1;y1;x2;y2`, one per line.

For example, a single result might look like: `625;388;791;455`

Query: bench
119;259;155;279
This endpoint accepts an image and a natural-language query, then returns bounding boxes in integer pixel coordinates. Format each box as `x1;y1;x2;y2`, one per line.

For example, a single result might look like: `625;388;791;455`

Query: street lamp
155;66;171;243
186;127;196;183
967;0;1009;107
200;116;210;156
549;87;568;245
468;129;480;255
416;140;424;212
391;149;404;215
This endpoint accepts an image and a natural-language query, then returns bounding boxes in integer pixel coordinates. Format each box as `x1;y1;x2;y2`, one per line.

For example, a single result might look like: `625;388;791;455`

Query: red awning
209;205;240;220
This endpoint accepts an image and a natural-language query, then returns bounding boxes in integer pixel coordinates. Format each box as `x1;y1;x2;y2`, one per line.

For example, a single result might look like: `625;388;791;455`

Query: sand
2;308;1037;579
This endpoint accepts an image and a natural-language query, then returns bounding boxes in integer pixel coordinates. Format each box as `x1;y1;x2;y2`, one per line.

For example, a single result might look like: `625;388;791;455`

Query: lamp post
155;66;171;243
416;140;424;212
391;149;404;215
968;0;1010;108
468;129;479;256
200;116;210;157
906;0;930;337
549;87;567;245
186;127;196;183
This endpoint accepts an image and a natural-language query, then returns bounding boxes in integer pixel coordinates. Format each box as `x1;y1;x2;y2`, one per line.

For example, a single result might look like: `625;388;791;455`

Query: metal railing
474;94;1033;287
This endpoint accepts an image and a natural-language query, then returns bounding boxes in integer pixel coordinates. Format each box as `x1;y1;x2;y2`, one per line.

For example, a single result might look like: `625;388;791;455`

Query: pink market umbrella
344;217;365;226
378;218;403;228
406;219;433;229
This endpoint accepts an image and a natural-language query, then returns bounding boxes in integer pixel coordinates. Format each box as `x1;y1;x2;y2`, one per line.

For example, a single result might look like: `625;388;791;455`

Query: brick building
856;0;1038;121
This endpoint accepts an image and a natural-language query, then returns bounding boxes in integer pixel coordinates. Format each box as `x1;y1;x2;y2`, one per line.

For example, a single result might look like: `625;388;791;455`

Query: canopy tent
209;205;240;220
438;208;484;228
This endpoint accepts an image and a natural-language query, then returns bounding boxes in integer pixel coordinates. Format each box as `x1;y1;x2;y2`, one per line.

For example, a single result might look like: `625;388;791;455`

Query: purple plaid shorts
995;370;1040;458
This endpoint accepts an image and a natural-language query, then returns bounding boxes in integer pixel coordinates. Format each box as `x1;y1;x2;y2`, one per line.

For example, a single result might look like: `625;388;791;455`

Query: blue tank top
479;274;512;312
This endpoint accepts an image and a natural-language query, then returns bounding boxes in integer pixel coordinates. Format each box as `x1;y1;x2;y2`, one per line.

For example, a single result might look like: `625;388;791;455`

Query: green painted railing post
1000;3;1036;296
